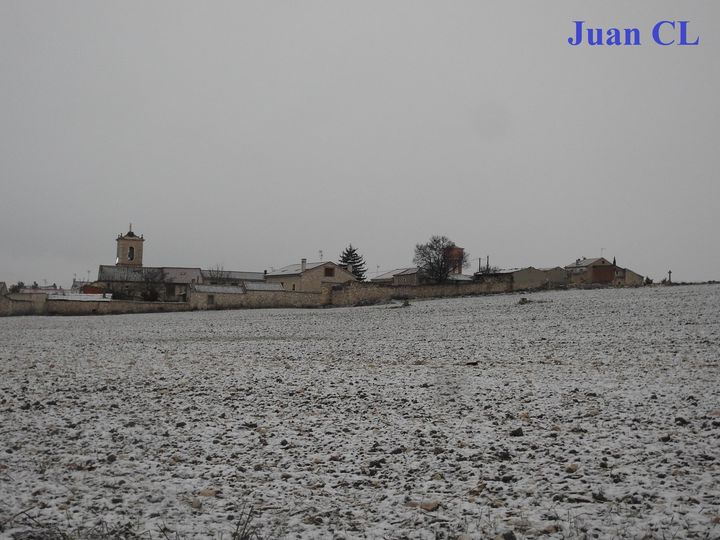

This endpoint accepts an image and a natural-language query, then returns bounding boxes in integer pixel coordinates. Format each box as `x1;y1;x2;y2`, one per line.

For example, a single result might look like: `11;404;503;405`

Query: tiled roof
97;265;201;284
97;265;163;282
48;293;111;302
244;282;285;291
565;258;610;268
395;267;420;276
266;261;327;277
201;270;265;282
193;284;246;295
371;268;413;281
162;267;203;284
480;267;535;275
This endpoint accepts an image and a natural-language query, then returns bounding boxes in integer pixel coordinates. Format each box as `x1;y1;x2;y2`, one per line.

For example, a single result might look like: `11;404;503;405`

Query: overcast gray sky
1;1;718;286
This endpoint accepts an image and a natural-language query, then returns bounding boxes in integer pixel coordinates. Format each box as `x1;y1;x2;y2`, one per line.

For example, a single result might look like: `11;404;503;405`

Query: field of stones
1;285;718;538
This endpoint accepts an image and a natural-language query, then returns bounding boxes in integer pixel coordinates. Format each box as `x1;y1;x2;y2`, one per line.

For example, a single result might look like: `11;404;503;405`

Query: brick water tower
444;245;465;274
115;224;144;267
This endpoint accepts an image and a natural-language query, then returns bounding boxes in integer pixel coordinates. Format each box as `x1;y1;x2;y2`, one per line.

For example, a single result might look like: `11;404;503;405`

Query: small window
292;284;296;291
324;267;335;277
207;295;215;305
128;246;135;261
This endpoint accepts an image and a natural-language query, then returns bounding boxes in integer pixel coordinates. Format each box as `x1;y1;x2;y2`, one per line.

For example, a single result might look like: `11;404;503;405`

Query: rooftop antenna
319;249;323;261
601;247;605;258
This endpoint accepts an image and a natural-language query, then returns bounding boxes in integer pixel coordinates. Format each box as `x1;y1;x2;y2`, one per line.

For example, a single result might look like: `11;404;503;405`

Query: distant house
538;267;569;288
201;270;266;286
565;257;643;286
96;228;271;301
392;268;428;286
97;265;202;301
475;267;548;291
370;268;412;285
265;259;355;292
565;257;616;285
613;266;644;287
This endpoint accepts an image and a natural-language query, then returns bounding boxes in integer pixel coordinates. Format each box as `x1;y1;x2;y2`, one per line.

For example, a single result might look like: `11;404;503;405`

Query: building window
324;267;335;277
128;246;135;261
292;284;296;291
207;295;215;305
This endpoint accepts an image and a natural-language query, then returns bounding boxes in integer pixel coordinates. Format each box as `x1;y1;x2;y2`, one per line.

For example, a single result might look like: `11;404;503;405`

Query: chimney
301;258;307;272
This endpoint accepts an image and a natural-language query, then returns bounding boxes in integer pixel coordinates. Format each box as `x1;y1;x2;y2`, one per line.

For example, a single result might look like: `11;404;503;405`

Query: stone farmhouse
565;257;643;286
265;259;356;293
474;267;562;291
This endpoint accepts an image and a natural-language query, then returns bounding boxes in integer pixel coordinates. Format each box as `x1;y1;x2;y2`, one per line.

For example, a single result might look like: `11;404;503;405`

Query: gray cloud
1;1;718;285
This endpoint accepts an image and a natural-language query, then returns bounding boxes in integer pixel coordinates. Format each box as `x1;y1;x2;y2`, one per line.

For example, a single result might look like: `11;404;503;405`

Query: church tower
116;224;144;267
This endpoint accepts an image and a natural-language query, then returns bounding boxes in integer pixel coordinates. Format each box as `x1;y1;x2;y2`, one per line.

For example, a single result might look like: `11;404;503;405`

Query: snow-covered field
1;285;719;539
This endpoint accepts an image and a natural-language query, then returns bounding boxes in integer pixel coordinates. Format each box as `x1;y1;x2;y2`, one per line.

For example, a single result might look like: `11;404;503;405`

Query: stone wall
510;268;549;291
0;293;48;316
188;290;325;310
326;280;511;307
45;299;192;316
1;277;523;317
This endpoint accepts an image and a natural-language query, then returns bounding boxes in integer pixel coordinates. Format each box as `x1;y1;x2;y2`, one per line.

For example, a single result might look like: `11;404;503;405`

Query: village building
115;226;145;267
565;257;616;284
370;268;413;285
565;257;643;286
538;267;569;288
474;267;549;291
94;227;265;301
96;265;202;301
201;270;266;285
613;266;644;287
392;268;427;286
265;259;356;292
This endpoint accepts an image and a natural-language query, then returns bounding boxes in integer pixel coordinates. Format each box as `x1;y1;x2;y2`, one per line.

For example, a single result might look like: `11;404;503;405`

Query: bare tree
413;236;469;283
206;264;229;283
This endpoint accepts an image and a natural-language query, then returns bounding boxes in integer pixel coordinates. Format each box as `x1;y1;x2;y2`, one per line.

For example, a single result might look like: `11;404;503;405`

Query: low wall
2;279;514;317
188;290;325;310
45;299;192;316
327;280;511;307
0;293;48;316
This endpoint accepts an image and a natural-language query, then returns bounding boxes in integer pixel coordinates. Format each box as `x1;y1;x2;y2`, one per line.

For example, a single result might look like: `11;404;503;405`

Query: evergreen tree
339;244;367;281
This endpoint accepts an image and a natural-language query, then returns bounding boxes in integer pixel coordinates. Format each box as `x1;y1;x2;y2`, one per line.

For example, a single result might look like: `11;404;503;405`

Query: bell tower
116;223;145;267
